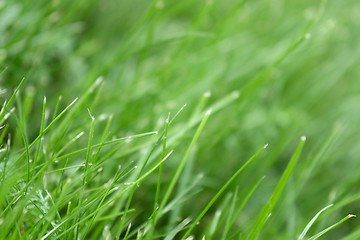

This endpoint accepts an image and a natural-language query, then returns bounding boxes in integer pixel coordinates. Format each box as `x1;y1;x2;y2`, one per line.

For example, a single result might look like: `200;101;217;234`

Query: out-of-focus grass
1;0;360;239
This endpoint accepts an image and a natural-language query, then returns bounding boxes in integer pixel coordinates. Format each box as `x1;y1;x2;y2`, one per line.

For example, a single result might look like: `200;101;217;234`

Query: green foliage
1;0;360;239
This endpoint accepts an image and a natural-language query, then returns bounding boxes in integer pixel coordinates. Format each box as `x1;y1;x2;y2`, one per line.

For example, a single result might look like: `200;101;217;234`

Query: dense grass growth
1;0;360;239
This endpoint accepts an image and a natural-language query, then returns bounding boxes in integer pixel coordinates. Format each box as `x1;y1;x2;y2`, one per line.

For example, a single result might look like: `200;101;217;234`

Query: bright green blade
181;144;268;239
298;204;333;240
308;214;356;240
247;136;306;240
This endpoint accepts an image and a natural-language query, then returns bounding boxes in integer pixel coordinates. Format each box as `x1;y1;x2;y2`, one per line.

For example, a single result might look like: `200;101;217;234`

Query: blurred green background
1;0;360;238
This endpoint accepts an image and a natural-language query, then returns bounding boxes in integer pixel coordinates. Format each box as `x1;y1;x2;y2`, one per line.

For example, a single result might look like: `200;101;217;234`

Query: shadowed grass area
1;0;360;239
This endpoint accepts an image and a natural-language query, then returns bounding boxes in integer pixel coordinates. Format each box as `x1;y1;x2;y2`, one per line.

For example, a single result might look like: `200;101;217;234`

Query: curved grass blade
42;150;173;240
247;136;306;240
20;130;30;195
53;131;158;162
220;187;239;240
75;110;96;240
11;97;78;167
308;214;356;240
123;223;132;240
156;110;211;228
181;144;268;239
83;165;123;239
165;217;192;240
154;112;170;208
223;176;265;240
241;0;326;98
0;78;25;126
32;96;46;173
298;204;334;240
50;77;102;142
0;98;79;217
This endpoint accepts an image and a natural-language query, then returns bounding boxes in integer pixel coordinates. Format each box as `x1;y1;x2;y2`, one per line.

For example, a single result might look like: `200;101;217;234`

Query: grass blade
298;204;334;240
155;112;170;208
43;150;174;240
308;214;356;240
123;223;132;240
224;176;265;240
220;188;239;240
20;130;30;195
83;109;96;185
53;131;158;162
0;78;25;126
75;110;96;239
208;210;221;238
165;217;192;240
181;144;268;239
247;136;306;240
158;110;211;220
11;97;78;168
32;96;46;172
83;165;123;238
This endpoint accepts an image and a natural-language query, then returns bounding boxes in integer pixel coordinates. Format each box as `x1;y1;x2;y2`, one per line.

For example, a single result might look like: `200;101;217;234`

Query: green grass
1;0;360;239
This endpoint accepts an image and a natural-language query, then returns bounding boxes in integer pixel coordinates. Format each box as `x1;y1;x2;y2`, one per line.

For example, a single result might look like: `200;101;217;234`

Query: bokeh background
1;0;360;238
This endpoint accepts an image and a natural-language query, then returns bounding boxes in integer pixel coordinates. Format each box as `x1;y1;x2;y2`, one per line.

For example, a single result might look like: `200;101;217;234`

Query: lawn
1;0;360;239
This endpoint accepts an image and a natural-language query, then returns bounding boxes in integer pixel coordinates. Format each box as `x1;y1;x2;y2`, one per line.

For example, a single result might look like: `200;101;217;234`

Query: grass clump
1;0;360;239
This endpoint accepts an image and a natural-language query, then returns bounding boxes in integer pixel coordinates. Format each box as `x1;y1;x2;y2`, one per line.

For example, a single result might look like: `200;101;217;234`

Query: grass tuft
1;0;359;239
